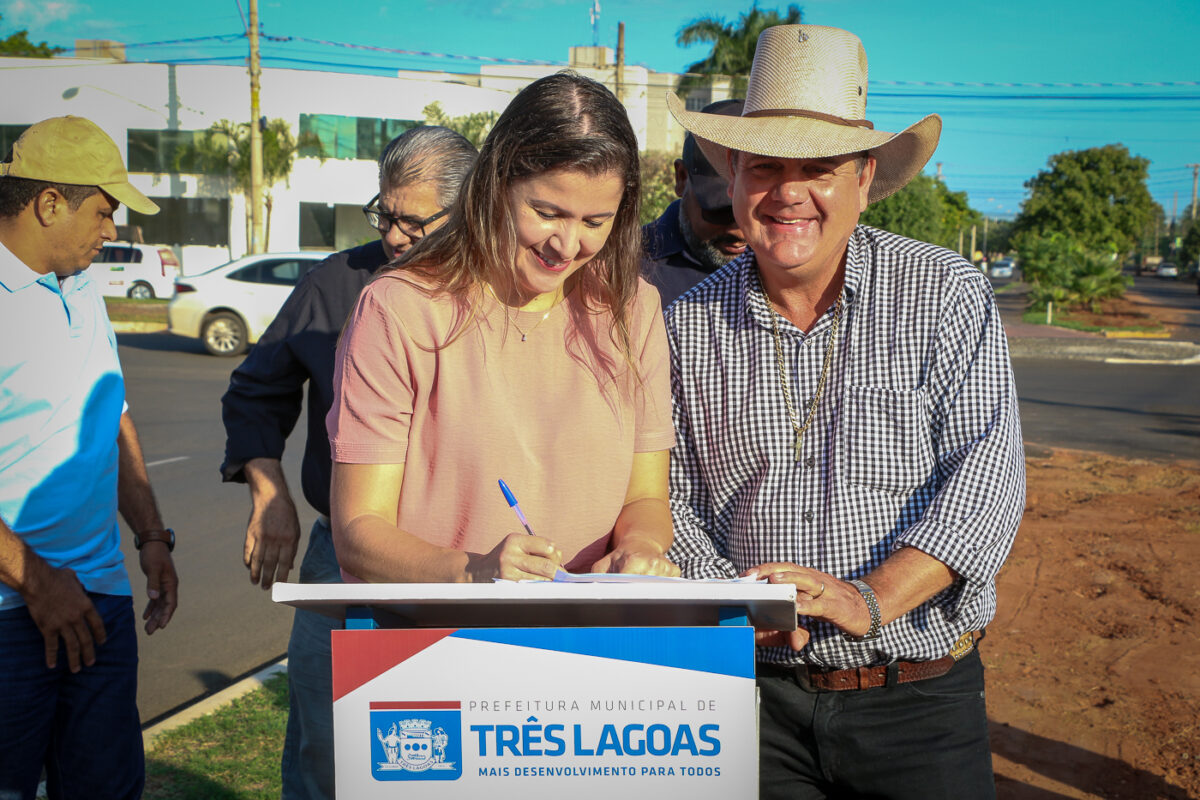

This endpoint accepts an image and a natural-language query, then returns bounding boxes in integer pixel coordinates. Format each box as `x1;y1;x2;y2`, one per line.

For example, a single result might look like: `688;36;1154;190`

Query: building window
298;202;375;252
684;93;712;112
299;202;336;248
298;114;419;161
128;197;229;247
127;129;217;174
1;124;31;158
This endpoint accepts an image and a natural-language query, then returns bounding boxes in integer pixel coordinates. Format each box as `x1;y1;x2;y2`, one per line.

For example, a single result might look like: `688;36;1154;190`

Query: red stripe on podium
331;629;457;701
369;701;462;710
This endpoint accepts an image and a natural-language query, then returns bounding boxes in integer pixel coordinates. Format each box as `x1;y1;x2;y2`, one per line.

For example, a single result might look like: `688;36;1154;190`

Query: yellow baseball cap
0;116;159;215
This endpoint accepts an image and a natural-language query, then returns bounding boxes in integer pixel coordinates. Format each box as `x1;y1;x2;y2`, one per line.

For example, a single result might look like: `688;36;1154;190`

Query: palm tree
422;102;499;149
175;118;324;250
675;3;802;97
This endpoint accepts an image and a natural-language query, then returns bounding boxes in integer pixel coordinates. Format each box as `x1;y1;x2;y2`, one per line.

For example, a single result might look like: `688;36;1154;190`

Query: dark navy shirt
641;200;719;308
220;239;387;516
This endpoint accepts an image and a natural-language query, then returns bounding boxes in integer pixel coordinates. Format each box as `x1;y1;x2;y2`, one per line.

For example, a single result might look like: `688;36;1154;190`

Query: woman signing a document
326;73;678;583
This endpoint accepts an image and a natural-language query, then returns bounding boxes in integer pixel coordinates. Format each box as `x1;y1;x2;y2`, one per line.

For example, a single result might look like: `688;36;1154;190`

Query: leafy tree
1181;224;1200;271
0;14;64;57
1013;144;1161;259
860;173;983;252
422;102;498;149
639;151;676;225
175;119;323;250
982;217;1014;258
860;173;944;245
934;179;983;250
676;3;802;97
1014;230;1130;312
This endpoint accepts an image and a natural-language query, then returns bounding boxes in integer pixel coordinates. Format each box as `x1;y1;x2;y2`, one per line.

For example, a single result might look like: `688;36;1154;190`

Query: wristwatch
844;578;882;641
134;528;175;553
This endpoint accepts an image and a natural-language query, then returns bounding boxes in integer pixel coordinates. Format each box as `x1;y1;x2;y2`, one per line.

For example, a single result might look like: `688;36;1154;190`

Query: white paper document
548;570;763;584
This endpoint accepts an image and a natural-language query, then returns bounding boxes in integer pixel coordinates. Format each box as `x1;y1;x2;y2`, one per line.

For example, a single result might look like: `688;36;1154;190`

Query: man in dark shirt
642;99;747;307
220;125;477;800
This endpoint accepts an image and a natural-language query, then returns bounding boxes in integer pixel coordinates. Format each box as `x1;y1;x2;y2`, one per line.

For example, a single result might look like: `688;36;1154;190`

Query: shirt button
803;510;814;522
805;456;816;469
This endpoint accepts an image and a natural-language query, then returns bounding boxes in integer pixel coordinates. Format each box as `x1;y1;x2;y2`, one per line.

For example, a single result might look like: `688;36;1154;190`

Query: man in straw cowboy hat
0;116;180;799
664;26;1023;799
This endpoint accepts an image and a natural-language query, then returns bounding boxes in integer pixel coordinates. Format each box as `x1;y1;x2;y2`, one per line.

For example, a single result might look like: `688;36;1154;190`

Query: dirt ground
986;446;1200;799
1048;295;1166;331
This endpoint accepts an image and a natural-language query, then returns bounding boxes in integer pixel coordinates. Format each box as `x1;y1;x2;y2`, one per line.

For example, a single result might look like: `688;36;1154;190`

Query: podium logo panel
369;701;462;781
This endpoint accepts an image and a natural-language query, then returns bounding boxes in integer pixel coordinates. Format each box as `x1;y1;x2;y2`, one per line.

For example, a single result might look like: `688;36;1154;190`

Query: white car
168;252;326;356
1156;262;1178;279
990;259;1016;279
90;242;181;299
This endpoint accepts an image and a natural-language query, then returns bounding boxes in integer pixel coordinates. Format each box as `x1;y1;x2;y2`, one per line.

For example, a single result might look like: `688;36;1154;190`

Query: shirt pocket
842;384;936;495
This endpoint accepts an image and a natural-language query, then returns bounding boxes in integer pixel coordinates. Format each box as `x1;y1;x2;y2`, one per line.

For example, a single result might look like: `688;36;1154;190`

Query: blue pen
498;479;537;536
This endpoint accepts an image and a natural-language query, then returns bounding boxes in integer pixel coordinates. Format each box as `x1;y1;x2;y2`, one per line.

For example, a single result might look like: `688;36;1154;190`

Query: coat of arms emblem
370;702;461;781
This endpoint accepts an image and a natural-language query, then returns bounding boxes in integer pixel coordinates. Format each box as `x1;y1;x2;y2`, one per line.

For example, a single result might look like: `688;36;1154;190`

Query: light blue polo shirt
0;242;131;609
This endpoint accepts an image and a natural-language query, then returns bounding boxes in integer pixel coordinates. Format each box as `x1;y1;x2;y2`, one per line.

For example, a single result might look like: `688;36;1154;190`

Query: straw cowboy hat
666;25;941;204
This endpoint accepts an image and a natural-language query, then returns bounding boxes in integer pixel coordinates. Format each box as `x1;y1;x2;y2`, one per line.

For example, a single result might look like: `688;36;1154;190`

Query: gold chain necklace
486;284;557;342
758;273;843;461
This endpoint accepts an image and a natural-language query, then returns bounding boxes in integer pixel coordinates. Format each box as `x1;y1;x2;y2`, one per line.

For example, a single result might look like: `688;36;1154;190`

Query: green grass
104;297;169;324
1019;309;1164;334
143;674;287;800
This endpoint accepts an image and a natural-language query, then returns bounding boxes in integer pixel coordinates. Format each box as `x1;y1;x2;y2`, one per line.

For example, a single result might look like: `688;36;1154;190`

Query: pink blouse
327;273;675;573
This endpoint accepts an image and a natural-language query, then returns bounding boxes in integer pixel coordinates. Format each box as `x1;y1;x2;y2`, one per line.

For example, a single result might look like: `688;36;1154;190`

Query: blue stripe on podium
449;628;755;678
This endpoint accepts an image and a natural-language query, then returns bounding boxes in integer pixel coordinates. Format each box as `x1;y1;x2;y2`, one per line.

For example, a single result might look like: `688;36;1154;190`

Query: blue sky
6;0;1199;220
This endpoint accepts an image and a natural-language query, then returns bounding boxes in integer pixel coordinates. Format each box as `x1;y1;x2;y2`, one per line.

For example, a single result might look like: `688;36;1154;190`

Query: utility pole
983;216;989;257
970;224;977;263
1188;163;1199;221
247;0;264;254
615;22;625;105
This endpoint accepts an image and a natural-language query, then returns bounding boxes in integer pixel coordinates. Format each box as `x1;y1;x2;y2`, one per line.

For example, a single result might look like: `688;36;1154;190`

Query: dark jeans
281;518;342;800
0;593;143;800
757;649;995;800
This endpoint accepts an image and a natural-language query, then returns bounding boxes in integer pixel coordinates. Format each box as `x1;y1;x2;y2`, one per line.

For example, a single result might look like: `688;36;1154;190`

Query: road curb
143;657;288;752
1101;329;1172;339
1008;336;1200;365
112;321;169;333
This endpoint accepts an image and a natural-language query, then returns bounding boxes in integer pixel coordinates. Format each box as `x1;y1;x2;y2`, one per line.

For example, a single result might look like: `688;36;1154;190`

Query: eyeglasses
361;194;448;240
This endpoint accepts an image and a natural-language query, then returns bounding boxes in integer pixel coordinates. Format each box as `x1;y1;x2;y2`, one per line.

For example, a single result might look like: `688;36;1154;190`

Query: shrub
1015;231;1130;312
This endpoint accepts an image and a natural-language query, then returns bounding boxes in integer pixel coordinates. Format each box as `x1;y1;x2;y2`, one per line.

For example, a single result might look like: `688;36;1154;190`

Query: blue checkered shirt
665;225;1025;668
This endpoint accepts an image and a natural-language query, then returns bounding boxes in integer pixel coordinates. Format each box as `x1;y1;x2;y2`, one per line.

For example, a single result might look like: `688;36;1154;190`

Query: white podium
274;581;795;799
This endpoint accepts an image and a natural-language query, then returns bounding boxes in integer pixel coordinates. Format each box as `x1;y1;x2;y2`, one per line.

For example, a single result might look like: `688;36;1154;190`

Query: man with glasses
642;99;748;307
362;188;448;261
220;126;477;800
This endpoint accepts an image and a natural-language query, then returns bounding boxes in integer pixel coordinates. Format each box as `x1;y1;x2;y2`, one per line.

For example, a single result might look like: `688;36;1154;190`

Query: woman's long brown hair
387;70;644;374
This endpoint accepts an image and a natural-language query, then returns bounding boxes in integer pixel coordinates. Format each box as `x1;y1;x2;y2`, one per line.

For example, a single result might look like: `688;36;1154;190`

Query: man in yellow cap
665;26;1024;799
0;116;179;799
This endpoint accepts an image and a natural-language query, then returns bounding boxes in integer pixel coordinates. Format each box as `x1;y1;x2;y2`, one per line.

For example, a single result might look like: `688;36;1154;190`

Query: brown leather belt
759;631;983;692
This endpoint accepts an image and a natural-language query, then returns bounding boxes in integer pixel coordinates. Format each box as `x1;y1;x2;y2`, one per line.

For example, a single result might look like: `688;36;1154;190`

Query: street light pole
248;0;264;254
1188;163;1199;222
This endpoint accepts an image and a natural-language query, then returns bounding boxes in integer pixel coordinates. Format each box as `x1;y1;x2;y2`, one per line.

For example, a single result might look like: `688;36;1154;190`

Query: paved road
116;323;1199;724
1127;272;1200;342
1013;359;1199;461
115;332;314;725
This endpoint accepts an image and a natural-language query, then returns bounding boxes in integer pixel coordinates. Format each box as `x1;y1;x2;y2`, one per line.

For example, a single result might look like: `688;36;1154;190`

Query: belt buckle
949;630;977;661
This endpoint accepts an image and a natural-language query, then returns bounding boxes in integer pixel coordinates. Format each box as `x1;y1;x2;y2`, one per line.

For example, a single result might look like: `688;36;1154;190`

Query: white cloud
4;0;81;27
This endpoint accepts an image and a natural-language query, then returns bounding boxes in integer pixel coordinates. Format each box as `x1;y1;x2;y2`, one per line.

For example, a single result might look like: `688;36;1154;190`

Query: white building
0;47;725;273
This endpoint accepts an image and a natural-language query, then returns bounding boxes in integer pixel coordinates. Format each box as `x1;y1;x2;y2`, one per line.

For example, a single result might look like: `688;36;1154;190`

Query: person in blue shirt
0;116;180;800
